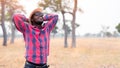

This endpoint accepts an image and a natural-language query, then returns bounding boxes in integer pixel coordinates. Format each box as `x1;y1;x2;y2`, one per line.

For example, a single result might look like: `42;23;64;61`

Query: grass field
0;38;120;68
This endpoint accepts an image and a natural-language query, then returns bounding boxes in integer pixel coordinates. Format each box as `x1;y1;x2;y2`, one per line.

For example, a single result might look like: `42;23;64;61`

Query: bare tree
38;0;71;48
38;0;82;48
101;25;109;37
0;0;25;45
62;10;68;48
51;26;58;37
71;0;77;48
1;0;7;46
6;0;25;43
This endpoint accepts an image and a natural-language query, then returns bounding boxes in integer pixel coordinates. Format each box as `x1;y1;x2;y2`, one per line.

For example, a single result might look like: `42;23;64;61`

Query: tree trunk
62;12;68;48
10;23;15;43
71;0;77;48
1;0;7;46
9;8;15;44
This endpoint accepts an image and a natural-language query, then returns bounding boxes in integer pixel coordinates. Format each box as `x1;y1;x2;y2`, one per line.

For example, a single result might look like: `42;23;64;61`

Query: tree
51;26;58;37
106;32;112;37
38;0;70;48
101;25;109;37
62;11;68;48
38;0;82;48
1;0;7;46
116;23;120;33
0;0;25;45
71;0;77;47
113;31;119;37
5;0;25;44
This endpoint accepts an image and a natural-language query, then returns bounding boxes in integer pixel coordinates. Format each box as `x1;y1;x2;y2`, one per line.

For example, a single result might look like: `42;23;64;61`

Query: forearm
43;14;58;21
12;14;27;32
13;14;28;22
44;14;58;31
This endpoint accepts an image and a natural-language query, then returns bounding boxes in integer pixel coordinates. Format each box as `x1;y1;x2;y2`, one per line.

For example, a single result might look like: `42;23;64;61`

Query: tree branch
65;11;73;15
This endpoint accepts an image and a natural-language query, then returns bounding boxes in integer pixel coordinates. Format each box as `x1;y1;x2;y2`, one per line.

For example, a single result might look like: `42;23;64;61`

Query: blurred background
0;0;120;68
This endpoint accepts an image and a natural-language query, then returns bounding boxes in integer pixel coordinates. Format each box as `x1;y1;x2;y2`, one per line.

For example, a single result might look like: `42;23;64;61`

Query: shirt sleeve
12;14;28;33
43;14;58;32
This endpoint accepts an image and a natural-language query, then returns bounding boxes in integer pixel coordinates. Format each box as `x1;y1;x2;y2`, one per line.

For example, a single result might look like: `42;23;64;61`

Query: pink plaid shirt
12;14;58;64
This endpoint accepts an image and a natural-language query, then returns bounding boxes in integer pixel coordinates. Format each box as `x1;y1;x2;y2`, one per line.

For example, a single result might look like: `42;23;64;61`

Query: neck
33;24;44;29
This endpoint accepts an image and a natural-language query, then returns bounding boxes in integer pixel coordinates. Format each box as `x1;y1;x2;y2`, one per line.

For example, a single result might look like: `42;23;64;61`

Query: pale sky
19;0;120;36
76;0;120;35
1;0;120;36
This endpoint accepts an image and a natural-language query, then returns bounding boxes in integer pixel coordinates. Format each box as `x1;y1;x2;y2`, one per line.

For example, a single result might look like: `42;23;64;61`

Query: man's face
32;12;44;25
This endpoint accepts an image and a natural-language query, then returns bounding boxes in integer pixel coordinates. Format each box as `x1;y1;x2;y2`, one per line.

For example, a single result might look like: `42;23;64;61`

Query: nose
38;17;43;20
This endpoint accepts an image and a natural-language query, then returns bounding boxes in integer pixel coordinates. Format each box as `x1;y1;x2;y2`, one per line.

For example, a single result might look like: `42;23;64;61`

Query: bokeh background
0;0;120;68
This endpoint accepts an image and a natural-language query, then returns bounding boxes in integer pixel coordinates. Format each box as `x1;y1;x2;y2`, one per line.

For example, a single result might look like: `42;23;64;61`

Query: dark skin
31;12;44;28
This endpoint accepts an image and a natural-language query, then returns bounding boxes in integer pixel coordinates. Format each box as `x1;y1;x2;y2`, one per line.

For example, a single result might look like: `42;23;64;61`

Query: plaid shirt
12;14;58;64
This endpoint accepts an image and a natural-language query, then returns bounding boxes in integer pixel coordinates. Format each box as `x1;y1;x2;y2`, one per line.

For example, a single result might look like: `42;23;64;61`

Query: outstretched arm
12;14;28;33
43;14;58;32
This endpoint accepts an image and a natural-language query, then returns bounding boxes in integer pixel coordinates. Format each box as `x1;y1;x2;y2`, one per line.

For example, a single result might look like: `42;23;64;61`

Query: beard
32;20;43;26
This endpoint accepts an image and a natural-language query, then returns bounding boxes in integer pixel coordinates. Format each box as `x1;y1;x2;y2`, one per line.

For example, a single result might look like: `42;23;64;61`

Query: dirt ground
0;38;120;68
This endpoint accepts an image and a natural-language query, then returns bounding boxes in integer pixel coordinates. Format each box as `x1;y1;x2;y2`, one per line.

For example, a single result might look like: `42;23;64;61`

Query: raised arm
12;14;28;33
43;14;58;32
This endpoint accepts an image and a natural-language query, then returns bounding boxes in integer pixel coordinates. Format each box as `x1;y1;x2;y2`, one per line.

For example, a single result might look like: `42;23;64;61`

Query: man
12;8;58;68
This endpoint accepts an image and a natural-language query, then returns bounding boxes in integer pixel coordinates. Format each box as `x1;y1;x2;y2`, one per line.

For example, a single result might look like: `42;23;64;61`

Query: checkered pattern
13;14;58;64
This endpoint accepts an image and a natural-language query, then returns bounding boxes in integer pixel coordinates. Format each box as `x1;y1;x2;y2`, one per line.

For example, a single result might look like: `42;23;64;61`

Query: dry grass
0;38;120;68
